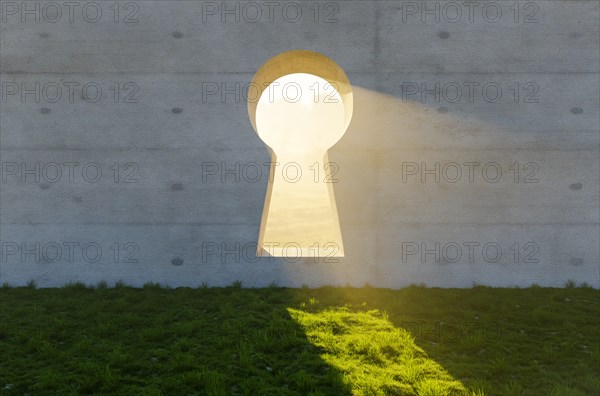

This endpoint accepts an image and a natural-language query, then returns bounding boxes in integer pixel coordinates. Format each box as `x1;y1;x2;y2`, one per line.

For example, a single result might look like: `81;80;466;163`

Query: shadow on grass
2;284;598;395
0;284;351;395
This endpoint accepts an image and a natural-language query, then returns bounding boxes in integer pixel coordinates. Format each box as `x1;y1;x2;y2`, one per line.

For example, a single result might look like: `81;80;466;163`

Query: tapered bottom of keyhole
257;160;344;258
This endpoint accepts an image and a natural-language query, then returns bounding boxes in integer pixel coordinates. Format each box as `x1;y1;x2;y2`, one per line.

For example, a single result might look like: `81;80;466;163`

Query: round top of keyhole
255;73;346;154
248;51;353;155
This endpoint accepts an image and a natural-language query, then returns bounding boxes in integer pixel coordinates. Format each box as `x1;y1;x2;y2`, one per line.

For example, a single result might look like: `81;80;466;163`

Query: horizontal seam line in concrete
0;71;375;75
2;147;599;152
2;222;599;226
0;0;594;2
1;71;600;75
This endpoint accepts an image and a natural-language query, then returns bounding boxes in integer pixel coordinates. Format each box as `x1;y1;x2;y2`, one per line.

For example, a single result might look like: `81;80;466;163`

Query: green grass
0;284;598;395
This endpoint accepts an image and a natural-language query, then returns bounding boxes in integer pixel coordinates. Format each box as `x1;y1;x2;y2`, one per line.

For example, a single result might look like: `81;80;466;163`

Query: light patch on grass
0;286;597;395
289;307;479;395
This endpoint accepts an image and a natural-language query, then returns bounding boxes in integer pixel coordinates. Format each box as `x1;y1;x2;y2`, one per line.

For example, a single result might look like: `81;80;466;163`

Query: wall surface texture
1;0;599;288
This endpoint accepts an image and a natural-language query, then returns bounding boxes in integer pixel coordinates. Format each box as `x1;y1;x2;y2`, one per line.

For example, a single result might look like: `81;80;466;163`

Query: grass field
0;282;598;395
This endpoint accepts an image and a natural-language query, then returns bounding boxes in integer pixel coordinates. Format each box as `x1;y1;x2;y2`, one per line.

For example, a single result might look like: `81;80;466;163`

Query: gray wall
1;0;598;288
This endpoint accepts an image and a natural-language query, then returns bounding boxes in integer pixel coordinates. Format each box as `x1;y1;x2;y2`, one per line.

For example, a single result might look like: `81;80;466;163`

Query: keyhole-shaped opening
248;50;353;257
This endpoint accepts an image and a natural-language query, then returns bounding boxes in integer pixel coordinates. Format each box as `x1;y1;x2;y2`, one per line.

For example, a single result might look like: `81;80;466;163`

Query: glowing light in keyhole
254;73;348;257
255;73;346;157
248;50;353;258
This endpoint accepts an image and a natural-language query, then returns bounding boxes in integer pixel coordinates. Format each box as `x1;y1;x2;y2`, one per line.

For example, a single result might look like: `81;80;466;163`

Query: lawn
0;282;598;395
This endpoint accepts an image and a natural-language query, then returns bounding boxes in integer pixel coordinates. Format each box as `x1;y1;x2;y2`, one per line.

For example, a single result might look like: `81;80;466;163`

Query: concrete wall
1;0;598;288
